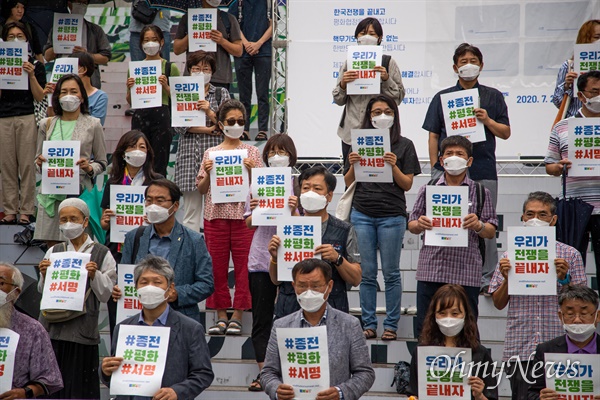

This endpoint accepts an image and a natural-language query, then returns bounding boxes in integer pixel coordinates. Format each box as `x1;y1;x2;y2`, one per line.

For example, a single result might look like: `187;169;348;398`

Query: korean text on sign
425;185;469;248
568;118;600;177
0;329;20;394
418;346;472;400
0;41;27;90
40;251;90;312
574;43;600;74
251;167;292;226
351;129;391;182
41;140;81;195
110;185;146;243
545;353;600;400
129;60;162;109
276;216;322;282
116;264;141;325
346;45;382;95
440;88;485;143
47;58;78;102
169;76;206;127
53;13;83;53
209;149;249;203
188;9;217;52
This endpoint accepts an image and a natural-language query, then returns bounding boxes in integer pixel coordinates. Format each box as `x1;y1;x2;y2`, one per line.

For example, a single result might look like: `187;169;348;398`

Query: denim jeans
130;31;171;62
234;55;271;132
351;208;405;332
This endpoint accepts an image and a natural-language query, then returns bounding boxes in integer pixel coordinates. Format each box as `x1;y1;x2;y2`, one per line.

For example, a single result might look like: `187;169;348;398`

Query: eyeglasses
190;66;212;74
561;312;598;323
224;118;245;126
0;280;16;289
6;35;26;41
524;211;552;219
370;109;394;117
295;283;326;292
268;150;289;157
144;197;172;206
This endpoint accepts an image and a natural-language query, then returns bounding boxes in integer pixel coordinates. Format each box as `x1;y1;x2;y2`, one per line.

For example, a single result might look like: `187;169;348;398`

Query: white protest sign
346;45;382;95
40;251;90;311
277;326;329;399
129;60;162;109
573;43;600;74
568;118;600;177
110;185;146;243
507;226;557;296
351;128;392;182
0;42;27;90
170;75;205;127
41;140;80;195
424;185;469;247
544;353;600;397
53;13;83;54
47;57;79;103
440;89;485;143
188;9;217;52
0;329;19;394
418;346;471;400
209;149;249;203
110;325;171;397
251;167;292;226
115;264;142;325
276;216;321;282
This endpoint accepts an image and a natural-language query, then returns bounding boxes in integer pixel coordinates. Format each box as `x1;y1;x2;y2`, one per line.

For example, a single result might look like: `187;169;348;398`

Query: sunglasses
224;118;245;126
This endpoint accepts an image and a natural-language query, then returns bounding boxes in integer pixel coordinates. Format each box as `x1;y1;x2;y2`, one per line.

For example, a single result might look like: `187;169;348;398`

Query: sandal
0;215;16;225
240;131;250;140
381;329;397;341
248;373;263;392
208;319;227;335
363;328;377;339
255;131;269;141
225;319;242;335
18;215;32;225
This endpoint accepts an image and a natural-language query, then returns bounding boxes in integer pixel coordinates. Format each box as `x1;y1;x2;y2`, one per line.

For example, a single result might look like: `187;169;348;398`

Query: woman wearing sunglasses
196;99;263;336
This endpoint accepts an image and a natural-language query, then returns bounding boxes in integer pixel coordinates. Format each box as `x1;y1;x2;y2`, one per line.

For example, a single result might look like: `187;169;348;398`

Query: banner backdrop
287;0;597;159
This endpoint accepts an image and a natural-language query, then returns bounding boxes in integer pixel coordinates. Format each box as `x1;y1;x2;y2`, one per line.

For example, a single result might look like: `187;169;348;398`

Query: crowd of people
0;1;599;398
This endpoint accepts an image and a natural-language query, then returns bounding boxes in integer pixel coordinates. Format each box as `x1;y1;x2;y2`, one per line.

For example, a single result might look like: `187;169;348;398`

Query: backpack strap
218;10;231;38
131;225;147;263
382;54;391;73
474;181;484;219
165;61;173;78
215;87;223;105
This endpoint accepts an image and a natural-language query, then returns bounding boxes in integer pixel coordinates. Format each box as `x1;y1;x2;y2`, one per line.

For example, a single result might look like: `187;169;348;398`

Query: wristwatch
23;386;34;399
334;253;343;267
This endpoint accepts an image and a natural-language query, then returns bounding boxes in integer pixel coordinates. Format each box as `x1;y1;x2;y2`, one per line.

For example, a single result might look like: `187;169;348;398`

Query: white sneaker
406;305;417;315
400;307;407;315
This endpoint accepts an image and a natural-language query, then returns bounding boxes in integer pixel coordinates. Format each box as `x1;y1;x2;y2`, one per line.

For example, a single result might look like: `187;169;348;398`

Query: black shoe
125;109;135;116
480;285;491;297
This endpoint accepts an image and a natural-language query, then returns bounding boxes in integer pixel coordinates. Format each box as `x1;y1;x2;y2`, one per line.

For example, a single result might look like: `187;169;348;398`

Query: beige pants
0;114;37;215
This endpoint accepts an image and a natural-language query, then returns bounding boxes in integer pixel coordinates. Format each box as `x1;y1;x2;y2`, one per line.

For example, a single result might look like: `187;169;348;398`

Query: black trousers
249;271;277;363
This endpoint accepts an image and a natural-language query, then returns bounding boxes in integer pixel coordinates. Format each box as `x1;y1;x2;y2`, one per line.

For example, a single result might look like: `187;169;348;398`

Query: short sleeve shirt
228;0;271;58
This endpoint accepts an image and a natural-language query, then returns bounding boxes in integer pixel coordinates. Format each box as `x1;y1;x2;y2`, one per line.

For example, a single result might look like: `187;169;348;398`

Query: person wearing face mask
43;0;111;89
37;198;117;399
34;74;107;247
406;284;498;400
0;0;44;62
126;24;180;177
423;43;510;296
528;285;600;400
552;20;600;120
196;99;262;335
0;262;63;399
0;21;46;226
102;256;214;400
129;4;171;62
344;94;421;341
333;17;405;165
261;259;375;400
546;70;600;289
268;166;362;320
488;191;586;400
115;179;214;324
408;136;498;339
244;134;299;391
174;51;230;232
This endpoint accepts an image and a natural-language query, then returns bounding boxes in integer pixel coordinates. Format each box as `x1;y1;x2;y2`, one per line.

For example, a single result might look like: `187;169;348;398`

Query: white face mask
142;41;161;56
0;288;17;308
371;114;394;130
583;94;600;114
268;154;290;168
457;63;480;81
59;95;81;113
205;0;221;7
357;35;379;46
436;317;465;337
70;3;88;15
222;124;245;139
300;190;328;213
443;156;469;176
59;221;86;240
563;322;597;343
523;218;551;227
137;285;168;310
146;203;174;224
297;289;327;313
124;149;147;168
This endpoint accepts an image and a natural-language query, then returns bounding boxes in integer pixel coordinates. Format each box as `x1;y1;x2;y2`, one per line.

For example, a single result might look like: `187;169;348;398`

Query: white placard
418;346;472;400
53;13;83;54
41;140;81;195
0;329;19;394
351;129;392;182
129;60;162;109
507;226;557;296
47;57;79;103
40;251;90;311
276;216;322;282
424;185;469;247
440;88;485;143
544;353;600;396
170;76;205;127
573;43;600;74
277;326;329;399
110;185;146;243
567;118;600;177
209;149;249;203
115;264;142;325
188;9;217;52
346;45;382;95
251;167;292;226
0;42;27;90
110;325;170;397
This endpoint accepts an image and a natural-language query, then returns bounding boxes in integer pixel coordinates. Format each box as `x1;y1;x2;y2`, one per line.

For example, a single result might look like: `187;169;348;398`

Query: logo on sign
526;284;538;288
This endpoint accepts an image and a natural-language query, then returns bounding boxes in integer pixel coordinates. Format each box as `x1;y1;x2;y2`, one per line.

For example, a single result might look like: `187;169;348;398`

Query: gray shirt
129;8;171;33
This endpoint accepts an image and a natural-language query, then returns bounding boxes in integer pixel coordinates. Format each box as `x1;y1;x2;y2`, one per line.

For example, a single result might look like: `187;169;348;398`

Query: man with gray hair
102;256;214;400
0;262;63;398
528;285;600;399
